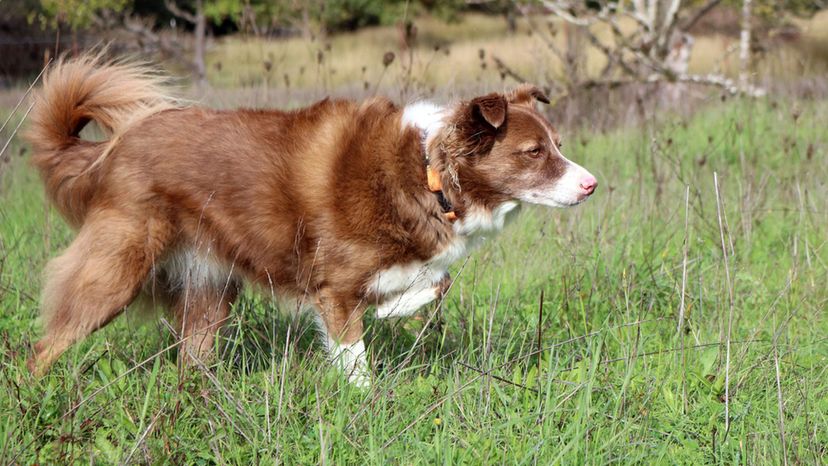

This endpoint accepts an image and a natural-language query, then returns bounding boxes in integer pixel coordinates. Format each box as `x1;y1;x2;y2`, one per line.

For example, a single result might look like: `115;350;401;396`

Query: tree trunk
506;9;517;34
193;0;207;88
738;0;752;92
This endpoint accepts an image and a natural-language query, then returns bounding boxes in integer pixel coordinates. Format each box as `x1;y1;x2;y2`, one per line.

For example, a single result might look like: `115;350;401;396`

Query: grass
1;89;827;462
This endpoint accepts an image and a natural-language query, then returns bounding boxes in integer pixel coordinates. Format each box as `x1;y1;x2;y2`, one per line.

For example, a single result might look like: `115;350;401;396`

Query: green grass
1;95;826;464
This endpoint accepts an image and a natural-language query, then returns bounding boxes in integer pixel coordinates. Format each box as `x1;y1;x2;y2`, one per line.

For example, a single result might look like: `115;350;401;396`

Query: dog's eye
524;147;542;157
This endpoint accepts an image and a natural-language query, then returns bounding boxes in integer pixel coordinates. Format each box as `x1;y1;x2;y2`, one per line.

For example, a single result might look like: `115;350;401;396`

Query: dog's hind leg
170;277;240;367
29;210;172;375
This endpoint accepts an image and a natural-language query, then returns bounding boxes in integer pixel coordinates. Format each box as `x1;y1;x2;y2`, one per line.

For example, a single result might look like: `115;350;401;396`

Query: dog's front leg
315;291;370;388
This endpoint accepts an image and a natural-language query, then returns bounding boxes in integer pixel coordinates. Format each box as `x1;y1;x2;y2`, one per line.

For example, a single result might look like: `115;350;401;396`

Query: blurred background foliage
2;0;828;123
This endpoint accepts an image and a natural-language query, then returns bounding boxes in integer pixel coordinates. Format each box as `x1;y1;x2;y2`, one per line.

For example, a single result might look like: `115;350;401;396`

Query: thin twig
773;343;789;466
0;103;35;163
457;361;538;394
537;289;544;377
679;185;690;414
122;412;160;464
558;339;767;373
714;172;736;439
483;283;500;417
677;185;691;334
0;59;51;137
164;0;197;24
492;56;528;83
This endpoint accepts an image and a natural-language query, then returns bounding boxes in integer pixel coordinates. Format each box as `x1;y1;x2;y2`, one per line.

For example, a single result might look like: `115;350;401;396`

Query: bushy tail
24;51;177;225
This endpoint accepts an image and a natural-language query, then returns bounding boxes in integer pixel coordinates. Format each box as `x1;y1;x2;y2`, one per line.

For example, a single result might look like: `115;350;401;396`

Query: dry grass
204;11;828;95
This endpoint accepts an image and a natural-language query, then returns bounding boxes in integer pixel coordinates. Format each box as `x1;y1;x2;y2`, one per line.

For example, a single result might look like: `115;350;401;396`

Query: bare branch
542;1;594;27
680;0;723;32
573;73;764;97
122;16;186;60
492;55;529;83
539;0;765;97
165;0;197;24
658;0;685;55
677;73;765;97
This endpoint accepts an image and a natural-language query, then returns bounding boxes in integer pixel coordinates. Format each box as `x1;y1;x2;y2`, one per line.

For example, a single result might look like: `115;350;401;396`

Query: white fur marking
518;159;595;207
327;338;371;388
513;106;596;207
368;201;520;318
163;247;232;291
453;201;520;236
369;262;434;296
401;101;446;144
376;285;440;318
314;314;370;387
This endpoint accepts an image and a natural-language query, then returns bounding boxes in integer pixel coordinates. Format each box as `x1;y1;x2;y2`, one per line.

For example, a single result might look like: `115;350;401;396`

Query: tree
36;0;130;30
161;0;297;86
536;0;766;96
165;0;208;87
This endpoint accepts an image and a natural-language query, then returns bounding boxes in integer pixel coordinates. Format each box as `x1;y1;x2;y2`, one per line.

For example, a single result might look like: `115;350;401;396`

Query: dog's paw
328;338;372;389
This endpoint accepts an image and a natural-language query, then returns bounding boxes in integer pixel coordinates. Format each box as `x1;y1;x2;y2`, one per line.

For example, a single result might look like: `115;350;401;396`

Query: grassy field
0;90;825;464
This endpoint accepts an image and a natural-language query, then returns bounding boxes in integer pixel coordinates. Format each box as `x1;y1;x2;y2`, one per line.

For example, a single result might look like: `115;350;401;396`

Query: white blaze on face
521;151;597;207
515;110;597;208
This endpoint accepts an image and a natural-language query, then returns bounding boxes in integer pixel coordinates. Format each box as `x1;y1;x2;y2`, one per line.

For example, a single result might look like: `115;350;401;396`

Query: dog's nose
579;175;597;195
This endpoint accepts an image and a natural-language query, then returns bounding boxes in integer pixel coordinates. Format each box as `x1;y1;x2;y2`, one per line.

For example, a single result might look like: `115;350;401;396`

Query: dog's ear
507;84;550;106
470;93;507;129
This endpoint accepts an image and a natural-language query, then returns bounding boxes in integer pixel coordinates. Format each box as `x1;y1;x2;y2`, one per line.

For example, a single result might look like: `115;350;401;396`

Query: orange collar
426;164;457;222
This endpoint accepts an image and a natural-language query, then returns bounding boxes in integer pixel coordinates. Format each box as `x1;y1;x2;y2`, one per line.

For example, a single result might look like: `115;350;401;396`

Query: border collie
25;54;596;386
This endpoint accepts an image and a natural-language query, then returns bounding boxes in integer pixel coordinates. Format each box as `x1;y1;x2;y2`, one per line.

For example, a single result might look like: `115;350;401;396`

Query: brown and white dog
25;55;596;386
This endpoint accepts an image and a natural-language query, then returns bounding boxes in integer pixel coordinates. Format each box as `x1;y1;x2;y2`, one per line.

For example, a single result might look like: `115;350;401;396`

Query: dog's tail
24;51;177;225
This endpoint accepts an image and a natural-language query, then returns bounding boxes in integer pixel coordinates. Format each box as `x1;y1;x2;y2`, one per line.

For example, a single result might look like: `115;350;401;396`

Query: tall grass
0;89;825;463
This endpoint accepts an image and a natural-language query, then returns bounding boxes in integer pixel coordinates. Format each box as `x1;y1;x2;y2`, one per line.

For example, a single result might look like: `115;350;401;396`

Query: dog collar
421;136;457;222
426;163;457;222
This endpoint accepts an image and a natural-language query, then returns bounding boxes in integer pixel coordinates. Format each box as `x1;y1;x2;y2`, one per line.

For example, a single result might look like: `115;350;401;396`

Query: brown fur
25;55;585;377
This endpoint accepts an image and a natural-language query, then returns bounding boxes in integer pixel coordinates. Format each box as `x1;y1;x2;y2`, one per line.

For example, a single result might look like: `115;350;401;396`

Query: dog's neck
402;101;457;220
401;101;520;237
401;101;446;148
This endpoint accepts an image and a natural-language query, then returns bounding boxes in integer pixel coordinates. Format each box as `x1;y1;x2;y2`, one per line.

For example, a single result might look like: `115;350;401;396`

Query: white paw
329;339;372;388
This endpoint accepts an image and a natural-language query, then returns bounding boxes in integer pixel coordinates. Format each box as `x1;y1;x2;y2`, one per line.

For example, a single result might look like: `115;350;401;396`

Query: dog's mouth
518;190;592;208
517;163;597;208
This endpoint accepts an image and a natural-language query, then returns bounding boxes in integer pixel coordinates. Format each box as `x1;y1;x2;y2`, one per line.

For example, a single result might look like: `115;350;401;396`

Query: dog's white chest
368;250;457;319
368;201;520;318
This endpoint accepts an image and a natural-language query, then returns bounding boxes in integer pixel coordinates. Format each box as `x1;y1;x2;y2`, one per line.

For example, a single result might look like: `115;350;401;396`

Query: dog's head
437;84;596;209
